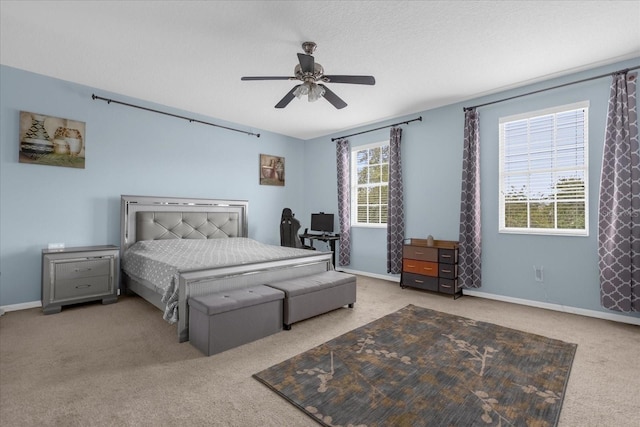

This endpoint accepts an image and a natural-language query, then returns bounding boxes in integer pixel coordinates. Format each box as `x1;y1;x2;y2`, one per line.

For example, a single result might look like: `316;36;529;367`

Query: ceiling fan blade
323;75;376;85
275;85;301;109
241;76;293;81
297;53;315;74
318;84;347;109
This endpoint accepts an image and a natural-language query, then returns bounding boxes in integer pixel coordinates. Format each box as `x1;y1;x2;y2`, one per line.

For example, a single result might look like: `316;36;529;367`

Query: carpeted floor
254;304;576;427
0;275;638;426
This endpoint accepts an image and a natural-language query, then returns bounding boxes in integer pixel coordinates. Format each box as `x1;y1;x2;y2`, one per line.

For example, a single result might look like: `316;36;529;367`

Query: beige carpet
1;275;638;427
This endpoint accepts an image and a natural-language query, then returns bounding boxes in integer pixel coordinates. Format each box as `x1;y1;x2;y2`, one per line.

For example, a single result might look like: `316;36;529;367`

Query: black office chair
280;208;314;250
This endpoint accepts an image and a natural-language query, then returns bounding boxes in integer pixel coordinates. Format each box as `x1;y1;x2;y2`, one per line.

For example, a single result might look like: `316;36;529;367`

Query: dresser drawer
438;248;458;264
439;278;458;294
403;259;438;277
54;258;111;280
403;246;437;262
53;275;111;301
438;263;457;279
403;273;438;292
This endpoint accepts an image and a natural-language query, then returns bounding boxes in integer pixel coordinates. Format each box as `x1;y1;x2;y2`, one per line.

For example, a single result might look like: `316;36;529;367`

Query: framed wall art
260;154;285;186
19;111;86;169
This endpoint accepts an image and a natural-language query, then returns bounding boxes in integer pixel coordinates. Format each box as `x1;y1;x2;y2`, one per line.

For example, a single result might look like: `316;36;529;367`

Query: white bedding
122;238;319;322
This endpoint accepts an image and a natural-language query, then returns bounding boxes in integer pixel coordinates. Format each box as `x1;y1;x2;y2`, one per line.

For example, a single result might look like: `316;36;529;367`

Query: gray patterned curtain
336;139;351;266
599;71;639;312
387;127;405;273
458;108;482;288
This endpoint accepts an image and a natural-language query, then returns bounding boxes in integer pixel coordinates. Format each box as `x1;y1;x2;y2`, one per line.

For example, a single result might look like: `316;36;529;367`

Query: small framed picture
19;111;86;169
260;154;285;186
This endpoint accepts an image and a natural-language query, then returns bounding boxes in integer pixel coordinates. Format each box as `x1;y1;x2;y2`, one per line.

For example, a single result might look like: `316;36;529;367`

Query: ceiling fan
241;42;375;109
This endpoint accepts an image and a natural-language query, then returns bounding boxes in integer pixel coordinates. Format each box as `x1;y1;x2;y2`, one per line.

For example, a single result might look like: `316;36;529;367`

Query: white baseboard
462;289;640;326
3;276;638;326
340;268;640;326
337;268;400;283
1;300;41;313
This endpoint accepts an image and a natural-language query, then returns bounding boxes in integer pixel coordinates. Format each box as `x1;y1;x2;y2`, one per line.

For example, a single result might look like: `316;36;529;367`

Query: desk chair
280;208;314;250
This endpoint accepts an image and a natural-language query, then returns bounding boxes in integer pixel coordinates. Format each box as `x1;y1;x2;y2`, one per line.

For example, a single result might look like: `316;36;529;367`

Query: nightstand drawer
54;258;111;280
403;259;438;277
403;246;438;262
53;276;111;301
403;273;438;292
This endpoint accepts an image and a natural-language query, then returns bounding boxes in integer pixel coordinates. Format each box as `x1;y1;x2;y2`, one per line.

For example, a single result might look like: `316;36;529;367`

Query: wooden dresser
400;238;461;299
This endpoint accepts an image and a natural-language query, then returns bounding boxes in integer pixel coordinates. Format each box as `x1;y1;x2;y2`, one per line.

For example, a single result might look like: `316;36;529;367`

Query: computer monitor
310;213;334;234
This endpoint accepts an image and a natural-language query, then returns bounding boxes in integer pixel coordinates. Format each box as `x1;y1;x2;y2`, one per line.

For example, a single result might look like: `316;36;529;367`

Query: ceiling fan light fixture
308;83;325;102
293;82;310;98
293;81;325;102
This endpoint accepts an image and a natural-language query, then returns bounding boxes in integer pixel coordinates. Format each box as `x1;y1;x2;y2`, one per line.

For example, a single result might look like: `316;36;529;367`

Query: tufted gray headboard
120;195;248;253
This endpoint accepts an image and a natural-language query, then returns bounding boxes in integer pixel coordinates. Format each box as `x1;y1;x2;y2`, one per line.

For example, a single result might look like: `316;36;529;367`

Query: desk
300;233;340;267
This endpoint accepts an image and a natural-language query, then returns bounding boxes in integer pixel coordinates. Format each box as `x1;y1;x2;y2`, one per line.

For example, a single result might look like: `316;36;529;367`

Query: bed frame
120;195;333;342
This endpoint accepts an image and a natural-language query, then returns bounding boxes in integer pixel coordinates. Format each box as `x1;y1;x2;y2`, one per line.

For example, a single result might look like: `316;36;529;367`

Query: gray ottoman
188;285;284;356
267;270;356;330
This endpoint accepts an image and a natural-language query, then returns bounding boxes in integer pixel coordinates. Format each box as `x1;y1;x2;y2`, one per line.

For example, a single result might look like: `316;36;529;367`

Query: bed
120;195;334;342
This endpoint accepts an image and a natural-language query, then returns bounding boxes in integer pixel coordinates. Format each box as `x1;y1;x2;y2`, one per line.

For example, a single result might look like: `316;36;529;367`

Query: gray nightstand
41;245;119;314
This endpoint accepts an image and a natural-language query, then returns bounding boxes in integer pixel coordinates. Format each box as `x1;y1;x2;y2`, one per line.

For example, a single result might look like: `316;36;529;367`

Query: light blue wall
2;58;639;321
0;65;305;306
303;58;640;320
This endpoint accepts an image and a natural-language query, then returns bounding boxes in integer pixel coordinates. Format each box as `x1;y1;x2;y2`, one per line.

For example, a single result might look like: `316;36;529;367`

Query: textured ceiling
1;1;639;140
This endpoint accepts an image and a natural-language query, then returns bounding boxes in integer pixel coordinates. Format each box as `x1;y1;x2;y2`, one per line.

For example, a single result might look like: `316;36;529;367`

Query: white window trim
351;141;389;228
498;101;589;237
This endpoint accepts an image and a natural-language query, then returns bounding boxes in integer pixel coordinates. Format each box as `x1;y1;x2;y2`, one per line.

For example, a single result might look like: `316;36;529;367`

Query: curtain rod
91;94;260;138
331;116;422;142
464;65;640;112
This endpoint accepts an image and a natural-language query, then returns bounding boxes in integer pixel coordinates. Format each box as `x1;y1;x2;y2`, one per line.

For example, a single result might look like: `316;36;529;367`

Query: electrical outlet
48;243;65;250
533;265;544;282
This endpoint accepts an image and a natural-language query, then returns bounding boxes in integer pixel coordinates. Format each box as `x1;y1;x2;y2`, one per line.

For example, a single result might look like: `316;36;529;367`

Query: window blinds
499;101;589;235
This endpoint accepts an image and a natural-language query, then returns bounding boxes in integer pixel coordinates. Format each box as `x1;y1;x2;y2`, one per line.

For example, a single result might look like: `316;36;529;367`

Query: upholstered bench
188;285;284;356
267;270;356;330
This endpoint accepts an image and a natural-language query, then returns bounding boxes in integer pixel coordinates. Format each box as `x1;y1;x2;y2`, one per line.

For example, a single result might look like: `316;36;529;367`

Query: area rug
253;304;577;427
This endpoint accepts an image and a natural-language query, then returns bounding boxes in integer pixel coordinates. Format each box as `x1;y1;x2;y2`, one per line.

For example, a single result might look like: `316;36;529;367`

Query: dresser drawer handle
423;267;433;271
407;264;416;268
415;251;424;255
441;285;452;289
74;268;92;273
75;284;92;289
441;255;452;258
415;280;424;284
442;269;452;273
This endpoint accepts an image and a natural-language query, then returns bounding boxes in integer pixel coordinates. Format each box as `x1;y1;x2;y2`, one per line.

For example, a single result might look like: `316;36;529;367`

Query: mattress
122;238;319;322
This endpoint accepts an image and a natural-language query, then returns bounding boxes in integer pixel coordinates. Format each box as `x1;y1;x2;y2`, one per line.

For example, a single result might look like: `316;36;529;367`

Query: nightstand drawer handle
415;251;424;255
415;279;424;284
423;267;432;271
74;268;92;273
407;264;416;268
442;269;452;273
75;284;92;289
441;255;452;258
441;284;452;288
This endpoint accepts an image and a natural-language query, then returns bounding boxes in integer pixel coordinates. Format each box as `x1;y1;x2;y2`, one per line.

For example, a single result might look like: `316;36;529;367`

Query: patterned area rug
254;305;577;427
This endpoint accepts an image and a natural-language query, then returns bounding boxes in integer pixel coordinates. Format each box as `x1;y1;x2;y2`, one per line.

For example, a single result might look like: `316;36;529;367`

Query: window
351;141;389;226
499;101;589;236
